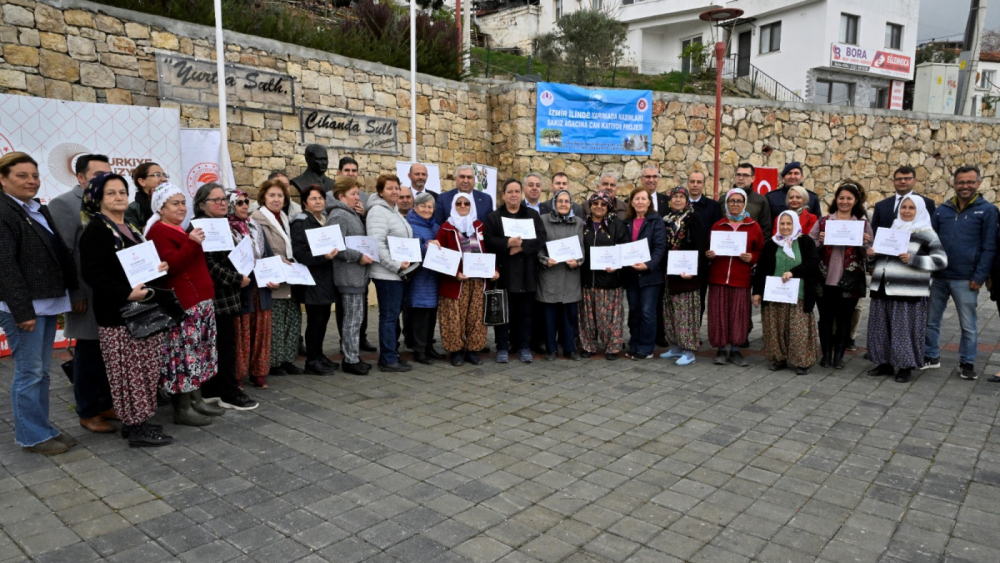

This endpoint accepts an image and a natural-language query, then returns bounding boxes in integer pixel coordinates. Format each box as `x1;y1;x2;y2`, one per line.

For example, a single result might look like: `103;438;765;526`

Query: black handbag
838;263;867;295
483;287;508;326
119;288;185;339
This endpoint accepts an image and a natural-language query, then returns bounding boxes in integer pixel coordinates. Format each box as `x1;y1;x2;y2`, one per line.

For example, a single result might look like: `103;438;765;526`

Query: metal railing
709;54;804;103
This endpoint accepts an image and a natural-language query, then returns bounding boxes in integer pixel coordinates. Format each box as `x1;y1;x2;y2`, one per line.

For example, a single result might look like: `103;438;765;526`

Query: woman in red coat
773;185;818;236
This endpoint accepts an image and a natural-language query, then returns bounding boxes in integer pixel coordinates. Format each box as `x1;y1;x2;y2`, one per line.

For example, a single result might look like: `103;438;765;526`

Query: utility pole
956;0;989;116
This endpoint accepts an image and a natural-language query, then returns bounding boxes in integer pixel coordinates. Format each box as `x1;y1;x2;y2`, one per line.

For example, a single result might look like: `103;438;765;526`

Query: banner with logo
830;43;913;80
179;128;237;220
752;168;780;196
536;82;653;155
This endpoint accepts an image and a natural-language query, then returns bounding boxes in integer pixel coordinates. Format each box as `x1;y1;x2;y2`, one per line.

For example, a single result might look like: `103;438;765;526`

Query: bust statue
290;144;335;196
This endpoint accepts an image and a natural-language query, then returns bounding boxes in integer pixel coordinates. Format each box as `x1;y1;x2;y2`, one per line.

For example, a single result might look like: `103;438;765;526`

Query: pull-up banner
536;82;652;156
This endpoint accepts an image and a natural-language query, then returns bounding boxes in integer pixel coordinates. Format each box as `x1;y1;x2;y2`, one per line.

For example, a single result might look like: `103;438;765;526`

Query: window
681;36;703;74
840;14;859;45
979;69;997;89
555;0;562;18
816;79;855;105
592;0;601;10
885;23;903;49
873;87;889;109
760;22;781;54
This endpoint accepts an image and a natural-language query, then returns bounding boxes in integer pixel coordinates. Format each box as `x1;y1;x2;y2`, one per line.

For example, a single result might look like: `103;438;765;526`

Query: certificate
190;218;234;252
116;241;164;287
463;253;496;278
388;237;423;262
423;244;461;276
346;236;379;262
710;231;747;257
590;246;621;270
618;240;651;265
501;217;536;239
824;220;865;246
763;276;800;304
666;251;698;276
545;236;583;263
873;228;911;256
284;262;316;286
305;225;346;256
253;256;286;288
228;236;255;276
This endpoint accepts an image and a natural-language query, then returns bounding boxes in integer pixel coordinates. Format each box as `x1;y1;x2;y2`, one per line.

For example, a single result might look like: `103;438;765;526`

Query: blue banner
536;82;653;155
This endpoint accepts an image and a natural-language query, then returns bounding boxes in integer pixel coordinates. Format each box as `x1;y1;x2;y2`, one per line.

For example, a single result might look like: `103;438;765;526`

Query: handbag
119;288;185;339
837;267;866;294
483;287;508;326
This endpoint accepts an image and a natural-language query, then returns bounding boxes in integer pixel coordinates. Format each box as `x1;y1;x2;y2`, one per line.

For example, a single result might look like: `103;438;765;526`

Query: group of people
1;145;996;457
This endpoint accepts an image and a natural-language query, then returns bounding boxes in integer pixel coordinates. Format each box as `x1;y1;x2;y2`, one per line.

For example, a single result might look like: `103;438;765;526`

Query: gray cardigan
536;213;585;304
47;185;99;340
869;228;948;298
327;198;370;293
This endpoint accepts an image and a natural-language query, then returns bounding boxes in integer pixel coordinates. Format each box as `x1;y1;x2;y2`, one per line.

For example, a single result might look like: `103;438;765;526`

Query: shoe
729;351;749;367
250;376;269;389
360;341;377;352
820;353;831;368
920;356;940;370
795;366;810;375
268;366;287;376
481;345;491;353
632;353;650;360
22;438;69;455
304;359;335;375
714;349;728;365
868;364;894;377
53;433;78;447
531;345;547;355
171;392;213;426
80;416;115;433
496;350;508;363
413;351;433;365
191;389;225;417
833;348;845;369
128;422;173;448
959;363;978;380
280;362;304;375
464;351;483;365
606;353;618;361
342;361;370;375
579;350;592;358
319;356;338;368
568;352;582;361
216;392;259;411
769;361;787;371
426;349;446;361
358;360;372;370
379;362;412;373
450;352;465;366
397;357;410;366
676;351;696;366
845;338;858;351
988;375;1000;383
895;368;912;383
545;353;557;361
121;422;163;439
660;346;683;360
518;349;533;363
98;408;120;421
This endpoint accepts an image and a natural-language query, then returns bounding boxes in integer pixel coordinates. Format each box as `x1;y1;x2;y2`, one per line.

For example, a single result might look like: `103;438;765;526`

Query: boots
191;389;225;417
171;392;213;426
833;347;846;369
819;331;831;368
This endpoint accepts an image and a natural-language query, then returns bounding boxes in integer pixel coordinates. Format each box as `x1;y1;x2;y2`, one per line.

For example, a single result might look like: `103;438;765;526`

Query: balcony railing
709;54;804;103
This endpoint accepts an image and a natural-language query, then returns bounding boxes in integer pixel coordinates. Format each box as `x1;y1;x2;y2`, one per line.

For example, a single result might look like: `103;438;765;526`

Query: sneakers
518;349;533;363
496;350;509;363
210;392;259;411
659;346;683;360
920;357;940;370
676;351;696;366
128;423;174;448
959;363;978;380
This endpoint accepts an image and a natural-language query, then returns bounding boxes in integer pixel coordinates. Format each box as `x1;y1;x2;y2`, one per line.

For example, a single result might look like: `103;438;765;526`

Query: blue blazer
433;189;493;226
871;193;936;235
623;212;667;288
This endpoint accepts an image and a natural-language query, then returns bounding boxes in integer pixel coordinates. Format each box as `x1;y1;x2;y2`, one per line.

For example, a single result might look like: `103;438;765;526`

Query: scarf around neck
725;188;750;222
663;186;693;250
772;210;803;259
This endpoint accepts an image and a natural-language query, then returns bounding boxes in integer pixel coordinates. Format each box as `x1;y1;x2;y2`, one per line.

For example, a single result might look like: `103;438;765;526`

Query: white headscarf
143;183;183;236
772;210;803;259
448;192;477;236
890;194;933;233
724;188;750;222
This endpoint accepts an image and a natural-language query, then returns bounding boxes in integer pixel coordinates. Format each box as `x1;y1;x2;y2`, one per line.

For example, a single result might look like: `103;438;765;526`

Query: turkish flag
753;167;779;196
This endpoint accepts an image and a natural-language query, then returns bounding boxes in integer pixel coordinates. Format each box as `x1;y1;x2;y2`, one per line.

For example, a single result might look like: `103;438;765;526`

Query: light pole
699;8;743;200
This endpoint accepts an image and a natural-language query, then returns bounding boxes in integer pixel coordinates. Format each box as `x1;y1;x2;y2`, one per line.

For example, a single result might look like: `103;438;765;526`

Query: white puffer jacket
365;192;415;281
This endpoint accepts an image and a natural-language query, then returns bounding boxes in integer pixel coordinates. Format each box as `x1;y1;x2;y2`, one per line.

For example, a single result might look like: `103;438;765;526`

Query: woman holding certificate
622;188;666;360
537;190;585;361
865;195;946;382
578;192;630;360
808;182;873;369
405;192;444;365
659;186;705;366
705;188;764;367
79;172;173;446
436;192;496;366
752;211;821;375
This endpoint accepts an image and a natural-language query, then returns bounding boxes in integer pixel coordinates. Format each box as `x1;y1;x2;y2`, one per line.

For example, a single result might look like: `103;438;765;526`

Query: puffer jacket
365;192;415;281
537;212;585;304
932;194;998;285
405;210;440;308
326;198;370;294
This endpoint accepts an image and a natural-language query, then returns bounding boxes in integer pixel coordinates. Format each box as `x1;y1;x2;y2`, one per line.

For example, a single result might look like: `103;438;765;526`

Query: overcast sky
919;0;1000;43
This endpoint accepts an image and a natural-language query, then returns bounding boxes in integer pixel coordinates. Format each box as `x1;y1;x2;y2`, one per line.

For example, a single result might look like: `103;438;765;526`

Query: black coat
0;195;77;323
664;212;706;294
291;213;338;305
751;236;820;314
79;219;144;327
484;205;547;293
581;215;630;289
689;195;722;247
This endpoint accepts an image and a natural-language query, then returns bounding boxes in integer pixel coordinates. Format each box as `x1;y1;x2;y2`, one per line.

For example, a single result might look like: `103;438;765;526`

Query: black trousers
336;288;368;346
530;299;547;351
202;312;241;401
409;307;437;353
817;288;859;352
495;291;534;352
72;339;113;419
305;304;333;362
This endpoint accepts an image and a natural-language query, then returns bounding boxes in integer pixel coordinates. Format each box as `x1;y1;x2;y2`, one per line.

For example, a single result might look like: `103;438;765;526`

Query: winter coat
436;220;489;300
484;205;547;293
622;212;667;289
707;218;764;288
869;228;947;298
291;212;338;305
752;236;820;314
581;215;631;289
326;198;370;294
79;219;148;327
537;212;585;304
252;208;294;300
405;210;440;308
932;194;998;285
146;221;215;311
365;192;416;281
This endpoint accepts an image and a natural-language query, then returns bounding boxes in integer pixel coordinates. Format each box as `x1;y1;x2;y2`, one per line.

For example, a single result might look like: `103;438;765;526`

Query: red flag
753;167;779;196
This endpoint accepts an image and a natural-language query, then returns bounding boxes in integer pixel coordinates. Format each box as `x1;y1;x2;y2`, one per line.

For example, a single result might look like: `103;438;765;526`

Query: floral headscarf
663;186;693;250
724;188;750;222
81;171;144;249
227;188;265;259
587;190;616;233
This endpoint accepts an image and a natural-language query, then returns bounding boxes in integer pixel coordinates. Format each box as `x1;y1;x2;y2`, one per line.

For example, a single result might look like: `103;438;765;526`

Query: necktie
893;196;901;217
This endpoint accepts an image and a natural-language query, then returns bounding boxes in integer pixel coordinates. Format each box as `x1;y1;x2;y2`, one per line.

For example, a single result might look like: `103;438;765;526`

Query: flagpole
214;0;230;188
410;0;417;161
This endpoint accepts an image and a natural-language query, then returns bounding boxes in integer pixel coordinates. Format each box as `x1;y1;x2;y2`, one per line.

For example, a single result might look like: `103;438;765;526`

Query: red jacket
707;218;764;288
146;221;215;310
435;220;492;300
772;209;818;237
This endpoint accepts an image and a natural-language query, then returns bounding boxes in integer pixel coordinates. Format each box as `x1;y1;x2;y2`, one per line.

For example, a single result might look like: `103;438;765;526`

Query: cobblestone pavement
1;295;999;563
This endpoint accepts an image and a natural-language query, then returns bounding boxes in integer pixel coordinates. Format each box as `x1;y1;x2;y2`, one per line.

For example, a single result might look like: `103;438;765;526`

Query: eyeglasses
455;202;470;208
734;173;752;179
955;180;979;187
641;175;659;180
205;197;227;205
727;200;745;206
235;199;250;206
148;172;170;179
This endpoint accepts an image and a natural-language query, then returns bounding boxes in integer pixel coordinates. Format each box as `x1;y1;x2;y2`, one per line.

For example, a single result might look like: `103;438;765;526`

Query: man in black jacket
765;162;822;218
686;170;721;315
870;165;936;235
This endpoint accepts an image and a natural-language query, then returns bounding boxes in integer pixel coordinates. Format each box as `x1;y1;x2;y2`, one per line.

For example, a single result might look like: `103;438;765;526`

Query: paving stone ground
1;295;1000;563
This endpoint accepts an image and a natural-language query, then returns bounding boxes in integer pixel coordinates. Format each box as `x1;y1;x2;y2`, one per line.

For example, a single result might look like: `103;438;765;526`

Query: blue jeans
925;278;980;365
0;313;60;447
373;279;405;365
544;302;578;355
626;282;661;356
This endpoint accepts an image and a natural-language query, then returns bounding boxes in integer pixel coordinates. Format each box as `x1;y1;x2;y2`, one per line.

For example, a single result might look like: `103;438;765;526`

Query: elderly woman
537;189;585;361
326;177;373;375
145;183;227;423
622;187;666;360
79;172;173;446
406;192;444;364
809;182;873;369
865;195;947;382
0;152;78;455
658;186;705;366
778;185;818;236
706;188;764;367
251;179;303;377
752;211;821;375
578;191;630;360
125;162;169;230
366;174;416;372
291;184;340;375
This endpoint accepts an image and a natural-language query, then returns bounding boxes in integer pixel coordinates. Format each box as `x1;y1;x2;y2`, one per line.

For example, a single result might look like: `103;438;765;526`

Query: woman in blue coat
405;192;443;364
623;187;667;360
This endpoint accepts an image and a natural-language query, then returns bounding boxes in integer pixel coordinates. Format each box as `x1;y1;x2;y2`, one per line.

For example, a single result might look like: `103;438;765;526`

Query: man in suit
539;172;584;217
522;173;546;214
433;165;493;226
686;170;721;316
765;162;822;218
871;165;936;234
720;163;772;236
47;154;118;434
406;163;436;201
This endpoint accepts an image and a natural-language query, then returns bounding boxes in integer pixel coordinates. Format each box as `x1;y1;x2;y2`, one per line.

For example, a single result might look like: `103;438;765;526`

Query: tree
915;42;959;65
982;28;1000;53
532;9;628;86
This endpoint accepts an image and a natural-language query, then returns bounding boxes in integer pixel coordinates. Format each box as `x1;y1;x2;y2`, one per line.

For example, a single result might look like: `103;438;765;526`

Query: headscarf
785;185;809;216
587;190;615;233
724;188;750;222
772;210;803;259
448;192;477;236
144;182;183;236
227;188;264;258
81;172;143;250
663;186;693;250
549;189;575;223
890;193;933;233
